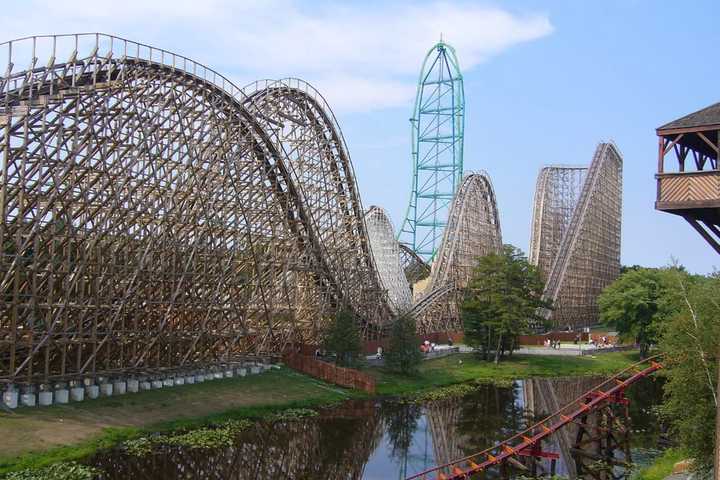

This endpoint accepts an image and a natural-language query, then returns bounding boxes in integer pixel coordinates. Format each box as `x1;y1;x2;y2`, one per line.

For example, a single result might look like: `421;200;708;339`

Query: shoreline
0;350;641;475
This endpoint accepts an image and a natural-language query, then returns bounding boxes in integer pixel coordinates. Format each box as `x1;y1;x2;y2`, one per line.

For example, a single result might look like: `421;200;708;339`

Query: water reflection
93;401;383;479
523;377;607;478
89;377;664;479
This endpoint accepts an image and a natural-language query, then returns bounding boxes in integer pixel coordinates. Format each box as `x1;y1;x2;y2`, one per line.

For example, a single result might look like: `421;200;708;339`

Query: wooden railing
656;171;720;208
283;353;376;394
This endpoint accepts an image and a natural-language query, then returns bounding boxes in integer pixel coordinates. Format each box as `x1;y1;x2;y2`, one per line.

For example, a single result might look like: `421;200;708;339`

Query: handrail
0;33;245;102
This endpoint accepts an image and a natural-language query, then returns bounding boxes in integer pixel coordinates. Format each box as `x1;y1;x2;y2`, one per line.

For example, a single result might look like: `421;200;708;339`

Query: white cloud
0;1;552;112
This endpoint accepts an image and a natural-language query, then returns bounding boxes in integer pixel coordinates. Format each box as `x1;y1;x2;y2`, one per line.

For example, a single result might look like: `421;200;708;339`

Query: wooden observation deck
656;102;720;254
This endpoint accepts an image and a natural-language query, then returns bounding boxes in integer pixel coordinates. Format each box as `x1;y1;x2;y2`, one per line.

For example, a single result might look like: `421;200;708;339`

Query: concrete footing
3;390;18;409
5;358;276;409
38;391;53;406
86;385;100;399
113;381;127;395
54;389;69;404
21;393;36;407
127;379;139;393
70;387;85;402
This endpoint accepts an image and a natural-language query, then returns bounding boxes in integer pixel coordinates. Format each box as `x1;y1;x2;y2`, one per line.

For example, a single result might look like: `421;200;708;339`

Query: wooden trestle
405;355;664;480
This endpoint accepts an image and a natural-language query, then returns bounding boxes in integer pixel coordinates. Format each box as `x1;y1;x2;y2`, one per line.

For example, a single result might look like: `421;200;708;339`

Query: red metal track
405;355;664;480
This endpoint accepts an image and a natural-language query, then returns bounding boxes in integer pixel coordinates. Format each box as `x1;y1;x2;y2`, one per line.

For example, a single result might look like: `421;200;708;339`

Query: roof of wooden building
658;102;720;132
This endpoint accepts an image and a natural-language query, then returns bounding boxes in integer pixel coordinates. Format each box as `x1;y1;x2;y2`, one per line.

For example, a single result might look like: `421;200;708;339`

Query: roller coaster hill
396;40;623;334
0;33;622;389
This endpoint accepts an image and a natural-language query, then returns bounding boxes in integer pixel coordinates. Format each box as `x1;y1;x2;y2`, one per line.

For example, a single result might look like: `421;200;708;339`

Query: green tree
620;264;643;274
658;270;719;474
324;308;362;367
597;267;681;358
461;245;549;364
385;314;423;375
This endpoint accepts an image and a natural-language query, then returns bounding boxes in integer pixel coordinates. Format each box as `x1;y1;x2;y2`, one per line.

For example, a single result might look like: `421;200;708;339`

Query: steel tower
398;41;465;262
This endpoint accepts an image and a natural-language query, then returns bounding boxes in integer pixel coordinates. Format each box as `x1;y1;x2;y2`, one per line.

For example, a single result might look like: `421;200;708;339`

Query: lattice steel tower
398;41;465;261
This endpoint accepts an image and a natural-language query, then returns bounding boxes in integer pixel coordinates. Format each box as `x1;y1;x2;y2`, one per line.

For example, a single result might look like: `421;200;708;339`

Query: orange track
405;354;664;480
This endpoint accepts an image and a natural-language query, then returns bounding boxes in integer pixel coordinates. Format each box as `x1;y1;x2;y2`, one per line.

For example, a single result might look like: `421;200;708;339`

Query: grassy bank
369;350;641;395
0;350;640;475
0;369;357;475
632;448;685;480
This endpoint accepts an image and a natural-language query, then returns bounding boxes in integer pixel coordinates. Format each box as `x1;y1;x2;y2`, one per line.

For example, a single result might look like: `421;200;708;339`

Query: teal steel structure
398;41;465;262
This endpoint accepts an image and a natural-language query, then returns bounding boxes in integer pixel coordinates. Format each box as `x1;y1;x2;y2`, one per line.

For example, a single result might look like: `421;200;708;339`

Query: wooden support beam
685;217;720;255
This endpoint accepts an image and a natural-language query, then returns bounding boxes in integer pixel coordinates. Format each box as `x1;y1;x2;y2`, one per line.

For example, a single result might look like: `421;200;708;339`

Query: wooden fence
283;354;376;394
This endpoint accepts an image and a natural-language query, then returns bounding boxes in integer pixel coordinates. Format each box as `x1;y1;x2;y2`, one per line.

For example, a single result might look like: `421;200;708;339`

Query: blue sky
3;0;718;273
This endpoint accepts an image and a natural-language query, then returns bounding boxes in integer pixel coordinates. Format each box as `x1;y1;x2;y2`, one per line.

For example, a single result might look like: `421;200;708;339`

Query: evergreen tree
323;308;362;367
385;314;423;375
461;245;548;363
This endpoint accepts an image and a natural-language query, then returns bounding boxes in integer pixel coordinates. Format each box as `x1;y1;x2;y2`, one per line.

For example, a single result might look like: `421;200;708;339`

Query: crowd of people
541;334;616;350
543;338;562;349
420;340;436;353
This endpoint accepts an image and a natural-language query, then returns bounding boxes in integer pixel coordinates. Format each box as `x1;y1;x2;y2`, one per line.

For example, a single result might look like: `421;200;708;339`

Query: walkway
367;343;635;365
457;344;635;356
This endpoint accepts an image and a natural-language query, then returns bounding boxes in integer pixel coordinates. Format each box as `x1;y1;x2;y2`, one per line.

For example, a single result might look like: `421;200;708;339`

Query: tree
324;308;362;367
461;245;549;364
597;267;681;358
385;314;423;375
658;270;719;474
620;264;643;274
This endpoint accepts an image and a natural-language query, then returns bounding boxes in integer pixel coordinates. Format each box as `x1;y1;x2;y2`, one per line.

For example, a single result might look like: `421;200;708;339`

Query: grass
632;448;685;480
0;368;358;475
368;350;641;395
0;350;641;475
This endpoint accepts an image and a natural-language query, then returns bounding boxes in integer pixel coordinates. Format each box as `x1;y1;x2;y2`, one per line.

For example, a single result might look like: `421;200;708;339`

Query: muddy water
88;377;664;479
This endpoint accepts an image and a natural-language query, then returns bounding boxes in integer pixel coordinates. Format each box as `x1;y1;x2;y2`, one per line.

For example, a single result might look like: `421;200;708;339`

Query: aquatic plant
405;382;479;404
3;462;100;480
164;426;235;449
122;437;154;456
122;419;252;455
268;408;319;421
